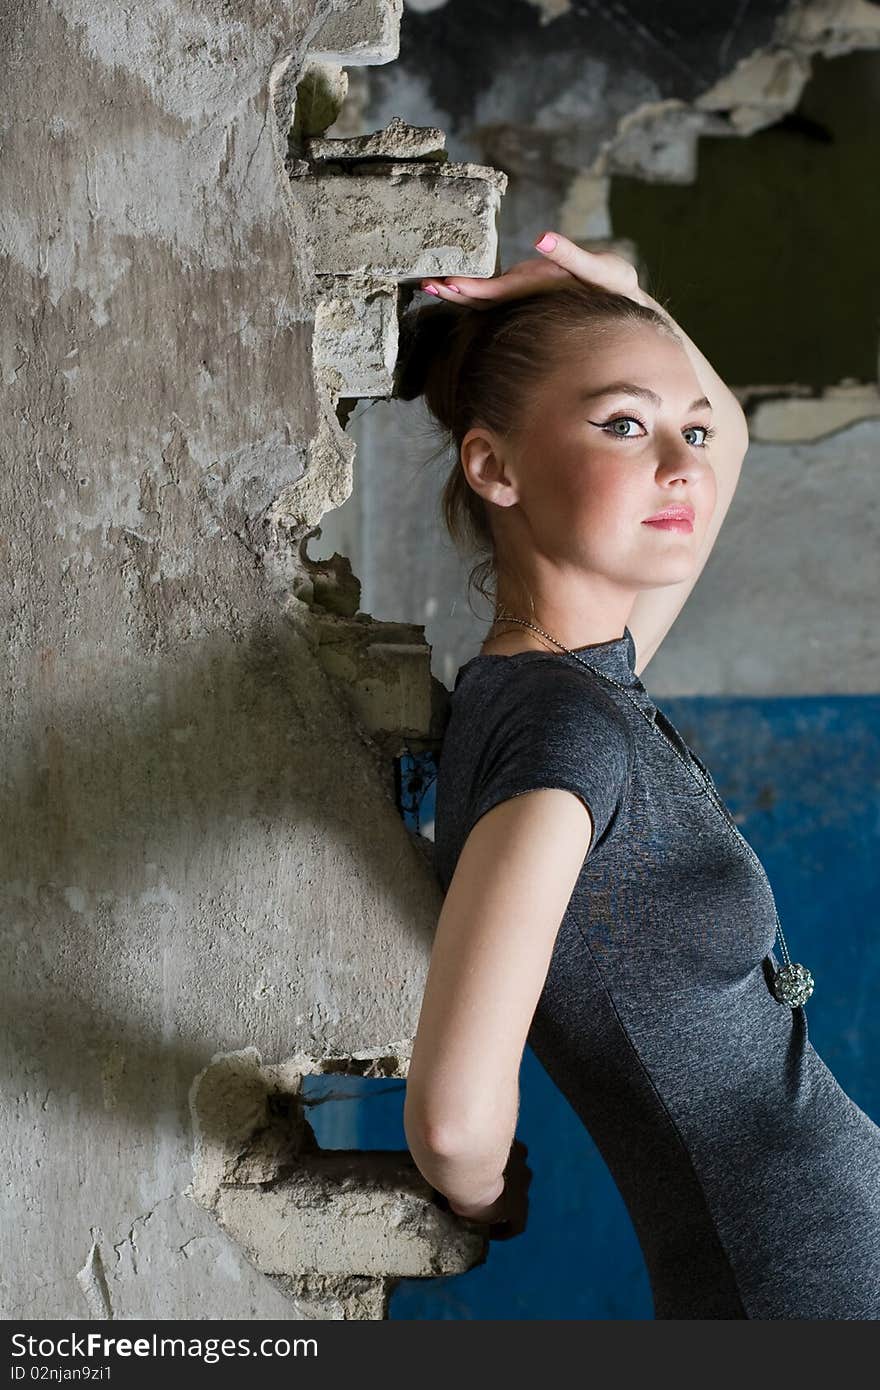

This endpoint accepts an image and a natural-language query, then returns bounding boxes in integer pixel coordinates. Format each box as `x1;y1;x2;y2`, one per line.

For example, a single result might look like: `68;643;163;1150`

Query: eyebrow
579;382;712;413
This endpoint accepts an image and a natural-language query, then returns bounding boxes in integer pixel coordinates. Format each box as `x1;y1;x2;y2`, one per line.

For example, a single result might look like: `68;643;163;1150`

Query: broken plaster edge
585;6;880;187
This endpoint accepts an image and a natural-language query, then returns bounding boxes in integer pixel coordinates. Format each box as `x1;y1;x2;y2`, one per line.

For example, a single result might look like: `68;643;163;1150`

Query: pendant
771;962;815;1008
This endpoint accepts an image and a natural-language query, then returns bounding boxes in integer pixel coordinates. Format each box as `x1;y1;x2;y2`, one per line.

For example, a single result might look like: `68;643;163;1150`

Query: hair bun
394;298;464;404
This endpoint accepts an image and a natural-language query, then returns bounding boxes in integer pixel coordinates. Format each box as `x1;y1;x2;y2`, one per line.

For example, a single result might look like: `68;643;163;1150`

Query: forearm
639;290;749;448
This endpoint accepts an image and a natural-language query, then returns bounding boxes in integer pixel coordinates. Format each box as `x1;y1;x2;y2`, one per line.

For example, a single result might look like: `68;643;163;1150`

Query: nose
655;437;709;484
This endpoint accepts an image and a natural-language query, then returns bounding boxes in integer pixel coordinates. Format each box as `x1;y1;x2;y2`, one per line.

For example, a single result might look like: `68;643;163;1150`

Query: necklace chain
491;613;814;1009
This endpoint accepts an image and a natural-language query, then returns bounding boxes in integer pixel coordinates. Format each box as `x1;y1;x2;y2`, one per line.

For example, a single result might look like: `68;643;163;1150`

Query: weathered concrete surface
296;161;506;277
304;149;506;402
185;1047;486;1319
0;0;480;1322
747;385;880;442
5;0;877;1325
317;1;880;698
668;416;880;694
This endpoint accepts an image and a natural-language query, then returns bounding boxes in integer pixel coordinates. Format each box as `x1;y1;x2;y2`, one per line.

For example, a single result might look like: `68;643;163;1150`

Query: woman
397;232;880;1319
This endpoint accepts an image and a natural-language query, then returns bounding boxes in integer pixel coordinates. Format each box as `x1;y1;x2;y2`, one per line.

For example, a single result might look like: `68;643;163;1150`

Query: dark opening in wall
300;1072;407;1149
609;50;880;389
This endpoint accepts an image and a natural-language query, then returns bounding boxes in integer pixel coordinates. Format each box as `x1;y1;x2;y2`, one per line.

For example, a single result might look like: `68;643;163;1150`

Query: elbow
404;1082;516;1159
403;1097;462;1159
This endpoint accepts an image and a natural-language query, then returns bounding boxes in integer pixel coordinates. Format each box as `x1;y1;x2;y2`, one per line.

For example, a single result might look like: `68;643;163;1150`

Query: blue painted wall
317;694;880;1318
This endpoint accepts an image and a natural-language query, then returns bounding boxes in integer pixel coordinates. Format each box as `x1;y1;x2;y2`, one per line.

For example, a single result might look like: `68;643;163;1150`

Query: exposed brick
295;162;507;278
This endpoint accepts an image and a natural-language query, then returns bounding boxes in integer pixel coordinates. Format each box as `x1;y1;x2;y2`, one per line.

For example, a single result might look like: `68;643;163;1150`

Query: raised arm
420;230;752;679
625;289;750;677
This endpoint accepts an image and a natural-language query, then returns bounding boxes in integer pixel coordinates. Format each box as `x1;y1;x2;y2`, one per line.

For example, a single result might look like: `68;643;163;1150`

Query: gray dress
432;625;880;1319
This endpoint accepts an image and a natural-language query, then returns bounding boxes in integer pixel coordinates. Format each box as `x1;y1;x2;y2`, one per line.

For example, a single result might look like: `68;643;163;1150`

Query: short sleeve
467;662;633;859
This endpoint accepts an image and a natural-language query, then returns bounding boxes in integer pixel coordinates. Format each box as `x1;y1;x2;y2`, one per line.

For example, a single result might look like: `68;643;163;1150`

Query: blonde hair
395;279;677;621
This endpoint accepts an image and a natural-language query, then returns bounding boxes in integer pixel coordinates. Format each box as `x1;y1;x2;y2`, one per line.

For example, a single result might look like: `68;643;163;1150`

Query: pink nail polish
535;232;557;252
424;285;440;296
446;283;461;293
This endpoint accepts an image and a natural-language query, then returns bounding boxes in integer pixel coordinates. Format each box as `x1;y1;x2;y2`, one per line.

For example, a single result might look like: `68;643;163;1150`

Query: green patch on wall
610;50;880;390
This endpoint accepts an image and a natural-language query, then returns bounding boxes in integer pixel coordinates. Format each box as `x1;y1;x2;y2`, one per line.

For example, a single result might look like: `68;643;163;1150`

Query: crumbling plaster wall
3;0;877;1325
318;0;880;693
0;0;498;1322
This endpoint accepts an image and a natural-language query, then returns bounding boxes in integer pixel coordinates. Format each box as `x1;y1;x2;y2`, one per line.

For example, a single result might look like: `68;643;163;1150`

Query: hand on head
420;229;646;310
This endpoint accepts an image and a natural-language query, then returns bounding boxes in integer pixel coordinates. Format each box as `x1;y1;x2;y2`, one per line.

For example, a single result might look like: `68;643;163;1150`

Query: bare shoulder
405;788;592;1138
449;787;594;937
467;782;593;863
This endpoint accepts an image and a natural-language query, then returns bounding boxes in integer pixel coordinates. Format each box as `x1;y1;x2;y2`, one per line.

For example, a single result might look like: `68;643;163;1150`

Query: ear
460;428;521;509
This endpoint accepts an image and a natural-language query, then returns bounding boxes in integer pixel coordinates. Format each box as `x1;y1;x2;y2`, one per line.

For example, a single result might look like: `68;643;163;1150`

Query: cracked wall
1;0;495;1322
3;0;878;1324
317;0;880;694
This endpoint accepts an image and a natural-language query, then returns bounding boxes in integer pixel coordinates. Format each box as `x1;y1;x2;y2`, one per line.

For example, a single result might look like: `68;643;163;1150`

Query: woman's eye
683;425;712;446
592;417;716;447
595;416;644;439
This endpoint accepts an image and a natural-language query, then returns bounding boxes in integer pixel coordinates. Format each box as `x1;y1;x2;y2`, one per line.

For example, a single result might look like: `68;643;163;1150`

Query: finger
464;264;572;303
419;279;491;309
430;262;569;298
419;274;509;301
533;229;605;273
420;260;572;307
533;230;640;295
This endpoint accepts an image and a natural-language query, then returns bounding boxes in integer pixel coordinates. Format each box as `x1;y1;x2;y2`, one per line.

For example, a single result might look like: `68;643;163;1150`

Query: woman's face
465;321;719;596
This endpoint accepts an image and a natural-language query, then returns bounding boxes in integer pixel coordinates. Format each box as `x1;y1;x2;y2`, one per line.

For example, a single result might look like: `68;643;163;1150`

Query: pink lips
643;504;695;532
